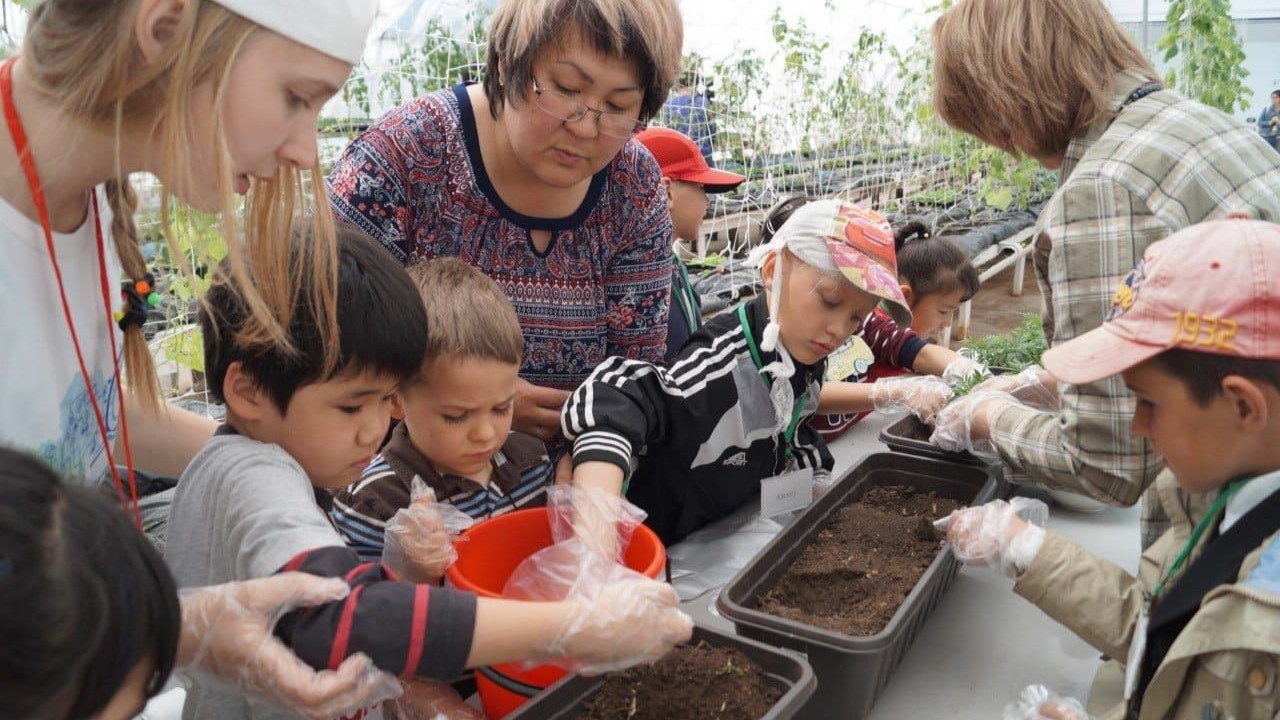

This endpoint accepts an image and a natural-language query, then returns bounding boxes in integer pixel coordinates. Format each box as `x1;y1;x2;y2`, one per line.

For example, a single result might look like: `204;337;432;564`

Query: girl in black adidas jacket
563;200;933;545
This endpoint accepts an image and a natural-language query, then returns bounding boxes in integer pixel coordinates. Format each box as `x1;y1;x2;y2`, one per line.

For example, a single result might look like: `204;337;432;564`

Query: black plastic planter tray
878;413;992;466
507;624;817;720
716;453;998;720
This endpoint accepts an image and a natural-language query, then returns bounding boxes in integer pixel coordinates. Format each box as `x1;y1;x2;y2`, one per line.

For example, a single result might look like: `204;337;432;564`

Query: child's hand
382;478;475;585
929;390;1012;457
559;470;634;561
941;355;989;386
1003;684;1091;720
870;375;954;424
541;576;693;675
934;497;1048;577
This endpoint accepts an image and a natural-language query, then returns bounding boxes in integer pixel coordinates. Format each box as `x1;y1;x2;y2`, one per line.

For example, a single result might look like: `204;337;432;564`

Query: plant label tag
761;468;814;518
1124;607;1149;700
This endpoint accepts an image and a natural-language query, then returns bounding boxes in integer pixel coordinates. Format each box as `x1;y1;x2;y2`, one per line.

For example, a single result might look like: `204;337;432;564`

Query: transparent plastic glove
507;540;690;675
929;389;1013;458
934;497;1049;577
557;483;647;561
942;354;990;387
1003;684;1091;720
382;477;475;584
388;678;483;720
971;365;1058;410
179;574;403;719
870;375;955;424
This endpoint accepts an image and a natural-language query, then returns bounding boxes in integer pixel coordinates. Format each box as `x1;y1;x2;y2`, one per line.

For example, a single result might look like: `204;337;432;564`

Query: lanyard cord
673;253;700;332
735;303;807;459
0;58;141;528
1153;479;1247;597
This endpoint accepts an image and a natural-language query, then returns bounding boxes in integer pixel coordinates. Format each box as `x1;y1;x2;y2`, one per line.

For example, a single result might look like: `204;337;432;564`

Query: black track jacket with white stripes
562;294;833;544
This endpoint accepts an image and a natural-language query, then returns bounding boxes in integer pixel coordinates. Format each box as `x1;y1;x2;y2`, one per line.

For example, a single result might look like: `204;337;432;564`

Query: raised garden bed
507;625;816;720
717;453;997;720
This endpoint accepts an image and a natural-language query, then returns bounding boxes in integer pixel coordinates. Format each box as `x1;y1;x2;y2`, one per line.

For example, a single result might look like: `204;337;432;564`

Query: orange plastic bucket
445;507;666;718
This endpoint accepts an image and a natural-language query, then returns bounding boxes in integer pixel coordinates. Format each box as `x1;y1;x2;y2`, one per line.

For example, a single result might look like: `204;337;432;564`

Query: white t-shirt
0;187;122;485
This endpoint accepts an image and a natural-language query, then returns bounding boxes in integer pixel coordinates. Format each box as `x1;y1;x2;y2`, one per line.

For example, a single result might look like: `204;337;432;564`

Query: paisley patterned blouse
327;84;674;391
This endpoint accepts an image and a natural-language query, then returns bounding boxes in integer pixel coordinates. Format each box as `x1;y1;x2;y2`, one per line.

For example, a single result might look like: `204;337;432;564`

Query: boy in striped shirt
334;258;554;568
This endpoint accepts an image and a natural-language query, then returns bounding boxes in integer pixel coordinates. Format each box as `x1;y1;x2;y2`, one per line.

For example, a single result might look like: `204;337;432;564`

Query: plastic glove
387;678;483;720
178;573;403;719
557;483;647;562
929;389;1013;458
942;354;990;387
382;477;475;585
508;539;691;675
934;497;1048;577
971;366;1058;411
870;375;954;425
1003;684;1091;720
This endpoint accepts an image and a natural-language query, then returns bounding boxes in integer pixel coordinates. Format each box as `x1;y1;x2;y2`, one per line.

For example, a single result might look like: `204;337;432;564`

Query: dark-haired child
334;258;554;566
165;224;690;720
0;447;181;720
940;220;1280;719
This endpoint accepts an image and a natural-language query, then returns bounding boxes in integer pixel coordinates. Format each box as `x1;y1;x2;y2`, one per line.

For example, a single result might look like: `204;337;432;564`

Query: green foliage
1157;0;1251;113
949;368;993;398
963;146;1057;211
326;6;490;140
962;314;1047;372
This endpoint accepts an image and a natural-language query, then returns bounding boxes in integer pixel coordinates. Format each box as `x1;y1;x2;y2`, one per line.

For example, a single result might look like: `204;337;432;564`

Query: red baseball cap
636;127;745;194
1042;219;1280;385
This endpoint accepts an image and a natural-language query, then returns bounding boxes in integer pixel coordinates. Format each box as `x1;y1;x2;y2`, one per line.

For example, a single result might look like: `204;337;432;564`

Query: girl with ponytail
0;1;402;715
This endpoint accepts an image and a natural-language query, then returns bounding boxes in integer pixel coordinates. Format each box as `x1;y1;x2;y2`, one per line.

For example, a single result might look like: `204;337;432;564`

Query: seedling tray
507;623;816;720
716;453;997;719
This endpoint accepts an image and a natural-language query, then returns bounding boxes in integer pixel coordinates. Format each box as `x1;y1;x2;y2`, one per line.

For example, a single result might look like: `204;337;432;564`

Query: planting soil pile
756;486;962;636
578;642;783;720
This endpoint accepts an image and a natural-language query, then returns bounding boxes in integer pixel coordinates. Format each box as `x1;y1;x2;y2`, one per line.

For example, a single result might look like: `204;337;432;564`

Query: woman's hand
178;574;403;719
515;378;571;442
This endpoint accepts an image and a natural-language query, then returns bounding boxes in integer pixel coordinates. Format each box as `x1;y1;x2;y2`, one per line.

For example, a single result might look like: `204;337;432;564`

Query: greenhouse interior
1;0;1279;719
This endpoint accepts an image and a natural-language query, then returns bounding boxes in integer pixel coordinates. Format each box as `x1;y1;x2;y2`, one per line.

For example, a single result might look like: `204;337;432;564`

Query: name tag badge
761;467;814;518
1124;606;1149;701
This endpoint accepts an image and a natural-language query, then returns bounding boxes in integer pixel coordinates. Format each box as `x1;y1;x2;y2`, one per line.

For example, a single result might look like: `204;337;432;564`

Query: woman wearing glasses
328;0;683;448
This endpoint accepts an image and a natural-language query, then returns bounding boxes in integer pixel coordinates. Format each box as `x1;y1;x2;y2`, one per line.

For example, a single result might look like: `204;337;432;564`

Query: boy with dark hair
635;126;745;364
939;220;1280;719
334;257;554;569
166;224;690;720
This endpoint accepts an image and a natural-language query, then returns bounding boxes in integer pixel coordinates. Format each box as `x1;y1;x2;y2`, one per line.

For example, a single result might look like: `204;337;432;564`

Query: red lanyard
1;58;141;528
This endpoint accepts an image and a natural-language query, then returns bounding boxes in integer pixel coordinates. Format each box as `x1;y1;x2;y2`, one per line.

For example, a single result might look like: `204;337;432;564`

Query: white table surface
672;411;1141;719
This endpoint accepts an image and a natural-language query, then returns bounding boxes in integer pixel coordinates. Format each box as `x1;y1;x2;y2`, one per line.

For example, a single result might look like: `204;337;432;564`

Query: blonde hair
483;0;683;122
23;0;339;408
932;0;1158;159
406;258;524;381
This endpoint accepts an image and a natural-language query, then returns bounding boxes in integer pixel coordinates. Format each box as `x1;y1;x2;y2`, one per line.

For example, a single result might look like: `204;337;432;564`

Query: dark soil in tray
756;486;962;636
896;418;931;443
578;642;783;720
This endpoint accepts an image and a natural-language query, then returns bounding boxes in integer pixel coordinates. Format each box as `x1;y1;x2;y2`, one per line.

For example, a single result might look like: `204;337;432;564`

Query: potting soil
756;485;962;636
578;642;783;720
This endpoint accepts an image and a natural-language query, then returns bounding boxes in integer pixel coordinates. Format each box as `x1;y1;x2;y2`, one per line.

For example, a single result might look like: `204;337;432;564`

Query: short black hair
894;221;981;303
0;449;181;719
202;222;429;413
1148;348;1280;406
1272;89;1280;97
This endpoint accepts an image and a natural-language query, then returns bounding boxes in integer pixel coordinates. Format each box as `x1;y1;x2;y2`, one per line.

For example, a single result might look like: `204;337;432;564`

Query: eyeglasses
531;78;645;139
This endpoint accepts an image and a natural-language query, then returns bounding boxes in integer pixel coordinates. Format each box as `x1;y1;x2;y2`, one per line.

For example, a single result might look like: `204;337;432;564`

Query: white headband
746;222;838;352
209;0;379;64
